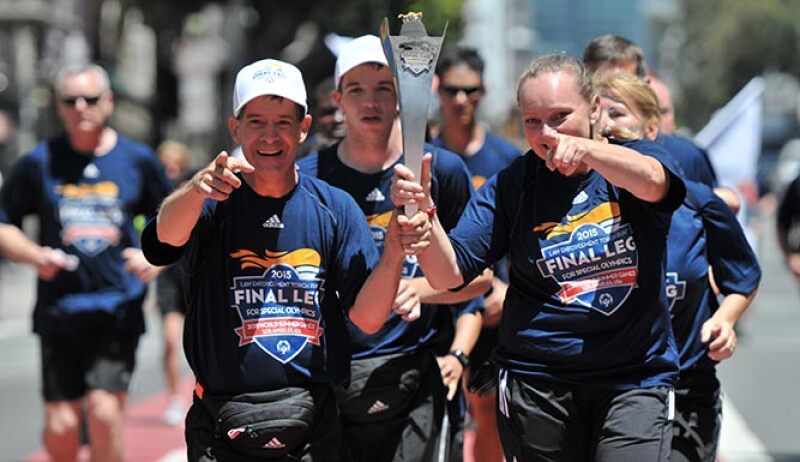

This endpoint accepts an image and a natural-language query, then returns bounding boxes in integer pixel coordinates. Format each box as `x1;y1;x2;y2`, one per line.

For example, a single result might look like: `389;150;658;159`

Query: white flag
695;77;765;252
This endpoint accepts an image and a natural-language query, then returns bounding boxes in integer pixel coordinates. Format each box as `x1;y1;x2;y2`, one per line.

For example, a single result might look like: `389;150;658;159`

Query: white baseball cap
232;59;307;117
334;35;389;89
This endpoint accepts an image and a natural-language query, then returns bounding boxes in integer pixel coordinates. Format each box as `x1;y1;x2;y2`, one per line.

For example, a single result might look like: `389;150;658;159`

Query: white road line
719;392;773;461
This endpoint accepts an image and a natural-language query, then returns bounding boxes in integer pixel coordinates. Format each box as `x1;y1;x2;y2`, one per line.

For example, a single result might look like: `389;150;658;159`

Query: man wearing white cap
298;35;488;461
142;58;431;461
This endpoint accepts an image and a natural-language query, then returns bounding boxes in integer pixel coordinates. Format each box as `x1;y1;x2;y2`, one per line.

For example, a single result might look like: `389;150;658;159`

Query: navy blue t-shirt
431;132;521;284
448;139;686;389
298;142;480;358
658;134;717;188
666;181;760;373
0;135;171;335
141;174;379;394
431;132;521;191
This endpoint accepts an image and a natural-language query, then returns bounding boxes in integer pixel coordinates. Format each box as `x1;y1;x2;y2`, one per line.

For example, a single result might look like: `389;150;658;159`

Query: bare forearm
583;139;669;202
711;291;757;326
449;311;483;355
349;246;405;334
156;182;206;246
410;268;492;304
0;224;45;265
417;216;464;290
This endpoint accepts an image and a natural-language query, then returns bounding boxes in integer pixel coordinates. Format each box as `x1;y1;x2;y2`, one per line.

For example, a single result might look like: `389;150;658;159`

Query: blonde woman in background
595;73;761;462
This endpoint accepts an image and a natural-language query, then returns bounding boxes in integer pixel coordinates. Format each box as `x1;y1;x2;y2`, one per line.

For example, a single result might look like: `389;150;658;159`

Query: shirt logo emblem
262;214;284;229
665;272;687;314
263;437;286;449
365;188;386;202
572;190;589;204
367;210;419;277
83;164;100;178
229;249;325;364
367;399;391;414
57;181;123;256
535;202;639;316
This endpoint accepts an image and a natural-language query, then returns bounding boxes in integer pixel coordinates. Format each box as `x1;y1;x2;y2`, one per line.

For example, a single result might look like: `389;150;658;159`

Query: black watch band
449;349;470;369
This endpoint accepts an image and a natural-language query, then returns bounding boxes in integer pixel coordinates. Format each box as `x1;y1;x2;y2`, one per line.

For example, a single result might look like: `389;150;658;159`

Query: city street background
1;0;800;459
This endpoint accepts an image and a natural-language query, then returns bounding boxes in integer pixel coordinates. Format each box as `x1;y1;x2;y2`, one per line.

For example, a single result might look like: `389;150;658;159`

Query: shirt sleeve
134;150;174;218
625;139;687;216
431;148;475;233
450;161;521;286
141;200;215;267
0;154;42;227
141;217;184;266
695;183;762;295
451;296;485;318
332;190;381;312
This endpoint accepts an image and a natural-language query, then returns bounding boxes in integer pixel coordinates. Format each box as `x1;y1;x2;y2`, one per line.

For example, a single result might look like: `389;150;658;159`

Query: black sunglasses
439;85;482;97
61;95;102;107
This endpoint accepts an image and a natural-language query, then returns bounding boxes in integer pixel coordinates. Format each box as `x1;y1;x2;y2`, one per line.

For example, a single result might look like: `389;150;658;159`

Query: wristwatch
448;349;470;369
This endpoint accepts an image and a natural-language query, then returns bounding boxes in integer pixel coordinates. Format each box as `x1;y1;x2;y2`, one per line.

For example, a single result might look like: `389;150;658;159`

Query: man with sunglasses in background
0;63;171;461
430;47;520;462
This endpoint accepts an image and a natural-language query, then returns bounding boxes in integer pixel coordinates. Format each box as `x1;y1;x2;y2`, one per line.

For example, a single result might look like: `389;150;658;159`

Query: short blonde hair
594;73;660;141
517;54;594;106
157;140;191;164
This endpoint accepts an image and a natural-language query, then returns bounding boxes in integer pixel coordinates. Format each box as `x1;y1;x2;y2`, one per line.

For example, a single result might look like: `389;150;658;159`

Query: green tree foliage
405;0;464;46
310;0;462;41
678;0;800;129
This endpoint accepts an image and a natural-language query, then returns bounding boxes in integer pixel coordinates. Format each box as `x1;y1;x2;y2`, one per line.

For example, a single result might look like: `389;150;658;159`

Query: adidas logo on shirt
83;164;100;178
572;190;589;205
365;188;386;202
367;399;390;414
262;214;284;229
263;437;286;449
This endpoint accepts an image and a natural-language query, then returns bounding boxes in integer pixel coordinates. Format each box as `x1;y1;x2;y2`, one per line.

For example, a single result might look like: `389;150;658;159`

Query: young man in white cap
298;35;489;462
142;58;431;461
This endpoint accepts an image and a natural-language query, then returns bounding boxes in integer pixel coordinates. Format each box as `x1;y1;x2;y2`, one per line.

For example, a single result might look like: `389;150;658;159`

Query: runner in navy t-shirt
394;54;685;462
0;64;171;461
142;58;430;461
596;72;761;462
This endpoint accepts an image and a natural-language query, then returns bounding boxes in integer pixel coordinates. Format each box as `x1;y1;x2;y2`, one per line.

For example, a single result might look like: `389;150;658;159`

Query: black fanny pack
198;384;328;458
335;351;434;422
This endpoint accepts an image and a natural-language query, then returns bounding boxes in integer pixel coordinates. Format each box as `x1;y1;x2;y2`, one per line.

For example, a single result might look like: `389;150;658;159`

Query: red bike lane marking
25;378;193;462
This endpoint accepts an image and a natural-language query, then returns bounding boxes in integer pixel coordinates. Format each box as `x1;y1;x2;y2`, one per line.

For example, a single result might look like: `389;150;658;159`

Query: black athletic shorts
337;351;448;462
40;329;139;401
671;366;722;462
468;326;498;378
496;369;673;462
156;264;187;316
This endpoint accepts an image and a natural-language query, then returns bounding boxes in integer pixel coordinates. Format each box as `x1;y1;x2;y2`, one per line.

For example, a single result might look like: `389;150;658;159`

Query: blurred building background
0;0;799;200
